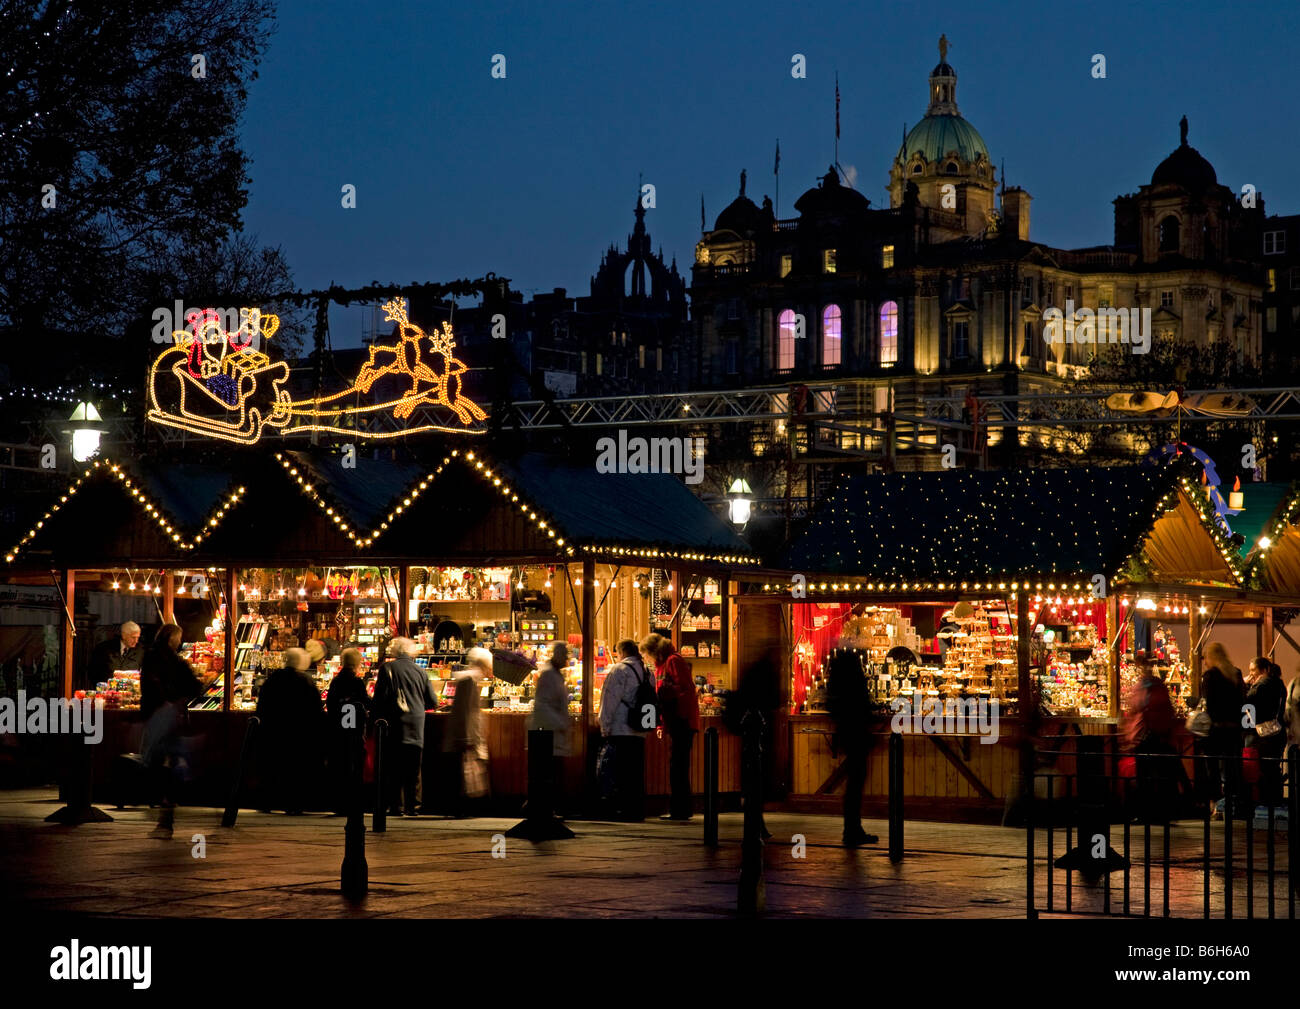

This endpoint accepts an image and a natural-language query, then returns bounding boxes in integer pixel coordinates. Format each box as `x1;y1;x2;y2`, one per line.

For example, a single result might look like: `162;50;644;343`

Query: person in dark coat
256;647;324;814
1245;656;1287;807
725;646;781;839
140;624;207;839
1200;641;1244;818
91;621;143;695
373;637;438;817
827;648;878;847
1123;659;1179;821
326;648;370;816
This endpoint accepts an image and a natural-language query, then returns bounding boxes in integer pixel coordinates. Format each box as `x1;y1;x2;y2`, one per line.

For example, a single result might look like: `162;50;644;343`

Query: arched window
1159;215;1180;253
777;309;797;370
944;162;959;175
880;301;899;366
912;162;924;175
822;305;842;367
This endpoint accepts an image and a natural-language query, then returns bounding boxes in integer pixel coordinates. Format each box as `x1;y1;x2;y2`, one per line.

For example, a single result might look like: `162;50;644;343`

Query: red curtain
789;602;852;714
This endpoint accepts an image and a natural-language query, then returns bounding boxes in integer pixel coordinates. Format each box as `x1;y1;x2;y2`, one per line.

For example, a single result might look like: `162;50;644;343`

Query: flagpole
774;138;780;221
834;72;840;170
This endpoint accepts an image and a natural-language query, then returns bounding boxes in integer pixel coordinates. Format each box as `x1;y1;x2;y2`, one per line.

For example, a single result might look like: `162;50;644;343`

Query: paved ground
0;789;1291;918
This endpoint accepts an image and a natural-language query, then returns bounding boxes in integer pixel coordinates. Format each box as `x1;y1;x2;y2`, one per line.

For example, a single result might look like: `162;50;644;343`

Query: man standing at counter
88;621;143;691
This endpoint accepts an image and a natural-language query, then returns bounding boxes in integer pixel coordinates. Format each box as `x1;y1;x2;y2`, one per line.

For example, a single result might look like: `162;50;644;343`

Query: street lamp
66;401;105;462
727;478;753;527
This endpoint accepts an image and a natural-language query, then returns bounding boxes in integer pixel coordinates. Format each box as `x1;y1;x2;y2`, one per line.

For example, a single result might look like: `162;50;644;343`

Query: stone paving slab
0;788;1291;919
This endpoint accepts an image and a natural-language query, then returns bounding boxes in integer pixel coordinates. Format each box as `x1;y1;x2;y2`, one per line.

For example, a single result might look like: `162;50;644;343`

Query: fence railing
1025;745;1297;919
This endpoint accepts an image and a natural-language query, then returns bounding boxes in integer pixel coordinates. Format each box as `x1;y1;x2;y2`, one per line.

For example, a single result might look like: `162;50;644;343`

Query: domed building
888;35;998;240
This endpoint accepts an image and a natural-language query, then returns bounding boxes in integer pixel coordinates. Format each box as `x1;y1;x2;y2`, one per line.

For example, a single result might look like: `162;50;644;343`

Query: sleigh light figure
354;298;486;425
147;308;291;443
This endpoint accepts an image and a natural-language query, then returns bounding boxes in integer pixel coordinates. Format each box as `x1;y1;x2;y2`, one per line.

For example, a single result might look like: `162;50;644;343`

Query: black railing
1025;745;1297;919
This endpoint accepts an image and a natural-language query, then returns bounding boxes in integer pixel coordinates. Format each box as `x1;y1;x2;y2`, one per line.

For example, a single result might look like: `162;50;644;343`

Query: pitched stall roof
4;449;754;569
1248;482;1300;594
780;463;1241;589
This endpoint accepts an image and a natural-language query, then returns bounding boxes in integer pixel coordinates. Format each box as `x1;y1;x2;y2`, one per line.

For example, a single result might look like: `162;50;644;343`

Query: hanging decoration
146;299;487;444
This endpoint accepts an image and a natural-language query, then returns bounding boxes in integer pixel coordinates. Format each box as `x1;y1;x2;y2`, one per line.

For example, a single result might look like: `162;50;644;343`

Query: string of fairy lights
4;458;246;564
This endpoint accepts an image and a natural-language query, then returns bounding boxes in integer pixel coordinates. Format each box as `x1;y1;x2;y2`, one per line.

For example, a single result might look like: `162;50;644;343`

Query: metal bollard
46;730;114;825
505;729;573;840
737;717;764;914
372;719;387;833
703;726;719;847
221;715;259;828
888;731;903;863
341;725;368;899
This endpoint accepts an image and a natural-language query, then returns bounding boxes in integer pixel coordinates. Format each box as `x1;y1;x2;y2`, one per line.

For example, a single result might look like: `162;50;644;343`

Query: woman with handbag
1245;657;1287;808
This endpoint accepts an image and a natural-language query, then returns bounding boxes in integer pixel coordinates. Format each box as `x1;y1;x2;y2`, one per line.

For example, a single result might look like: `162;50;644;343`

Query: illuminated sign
146;299;485;443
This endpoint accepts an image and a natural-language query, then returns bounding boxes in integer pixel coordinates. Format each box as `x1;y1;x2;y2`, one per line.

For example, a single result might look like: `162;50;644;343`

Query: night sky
239;0;1298;346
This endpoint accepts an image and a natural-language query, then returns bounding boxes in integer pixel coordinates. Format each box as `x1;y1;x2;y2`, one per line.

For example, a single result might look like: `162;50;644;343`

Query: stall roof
1247;482;1300;594
1223;482;1290;559
781;463;1243;587
5;447;755;569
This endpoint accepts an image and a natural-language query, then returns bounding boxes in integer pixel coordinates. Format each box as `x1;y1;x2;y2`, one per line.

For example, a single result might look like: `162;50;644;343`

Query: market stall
739;460;1250;821
2;446;756;810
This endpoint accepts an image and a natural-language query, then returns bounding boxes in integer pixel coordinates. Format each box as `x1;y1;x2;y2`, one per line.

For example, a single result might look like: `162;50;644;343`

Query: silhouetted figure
726;647;781;839
1200;642;1244;818
326;648;370;816
827;650;877;846
140;624;207;839
528;642;573;817
256;647;324;814
1123;659;1179;821
373;637;438;817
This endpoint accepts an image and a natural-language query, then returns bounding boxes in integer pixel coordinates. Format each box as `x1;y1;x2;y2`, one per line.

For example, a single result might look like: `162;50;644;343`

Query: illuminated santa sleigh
146;299;486;444
147;309;292;442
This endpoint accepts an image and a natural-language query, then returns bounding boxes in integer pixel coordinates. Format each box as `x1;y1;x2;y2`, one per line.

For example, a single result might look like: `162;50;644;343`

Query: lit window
1098;284;1114;309
780;254;792;278
1160;291;1173;308
596;353;603;376
1267;269;1276;292
882;245;895;269
778;309;798;369
1264;231;1286;255
822;305;842;367
823;249;836;274
880;301;898;366
638;345;645;368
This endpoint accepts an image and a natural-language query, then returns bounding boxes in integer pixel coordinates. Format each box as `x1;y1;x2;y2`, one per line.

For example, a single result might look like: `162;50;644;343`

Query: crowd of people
1123;641;1300;821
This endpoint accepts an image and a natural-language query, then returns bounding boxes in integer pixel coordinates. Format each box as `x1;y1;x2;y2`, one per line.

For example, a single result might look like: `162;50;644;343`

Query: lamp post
65;401;105;462
727;478;753;528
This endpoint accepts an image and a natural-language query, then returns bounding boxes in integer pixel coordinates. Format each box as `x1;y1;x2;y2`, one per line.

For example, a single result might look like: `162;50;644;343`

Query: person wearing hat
442;647;492;816
256;647;324;814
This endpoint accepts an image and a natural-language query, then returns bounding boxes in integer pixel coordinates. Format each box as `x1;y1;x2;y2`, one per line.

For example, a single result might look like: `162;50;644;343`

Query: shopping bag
462;748;489;798
1241;746;1260;785
1118;755;1137;779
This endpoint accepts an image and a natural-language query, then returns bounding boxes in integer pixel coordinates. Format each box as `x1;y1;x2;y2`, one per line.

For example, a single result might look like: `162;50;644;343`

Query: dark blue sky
240;0;1298;346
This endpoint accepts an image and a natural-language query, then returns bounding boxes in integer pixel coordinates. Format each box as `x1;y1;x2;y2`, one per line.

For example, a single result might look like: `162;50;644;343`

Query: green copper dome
899;114;988;164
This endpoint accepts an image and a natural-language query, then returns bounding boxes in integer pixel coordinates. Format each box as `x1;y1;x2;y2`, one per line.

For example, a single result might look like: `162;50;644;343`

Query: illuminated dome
899;115;989;165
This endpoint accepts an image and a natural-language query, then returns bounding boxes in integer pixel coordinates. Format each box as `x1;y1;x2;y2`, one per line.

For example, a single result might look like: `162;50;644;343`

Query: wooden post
1190;603;1203;685
1107;593;1121;718
224;567;237;712
397;566;410;636
61;569;75;698
1264;606;1274;658
581;559;596;797
1016;590;1032;779
163;570;175;624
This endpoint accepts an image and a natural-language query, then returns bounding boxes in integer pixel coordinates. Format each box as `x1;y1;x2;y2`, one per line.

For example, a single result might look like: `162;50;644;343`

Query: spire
1179;115;1188;147
927;34;958;116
